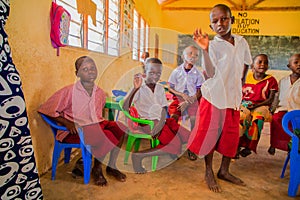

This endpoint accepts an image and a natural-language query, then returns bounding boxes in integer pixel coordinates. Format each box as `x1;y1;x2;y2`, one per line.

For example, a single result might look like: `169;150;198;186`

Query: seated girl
238;54;278;157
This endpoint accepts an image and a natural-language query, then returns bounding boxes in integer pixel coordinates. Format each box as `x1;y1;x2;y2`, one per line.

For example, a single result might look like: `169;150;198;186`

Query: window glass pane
145;24;149;51
88;0;105;52
139;17;145;57
132;9;139;60
108;0;120;56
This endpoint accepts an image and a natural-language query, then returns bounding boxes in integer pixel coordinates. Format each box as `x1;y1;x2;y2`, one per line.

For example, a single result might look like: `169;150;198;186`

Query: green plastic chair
119;99;160;171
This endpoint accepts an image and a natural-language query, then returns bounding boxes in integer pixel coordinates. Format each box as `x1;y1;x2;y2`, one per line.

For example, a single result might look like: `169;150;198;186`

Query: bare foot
205;169;221;193
106;166;126;182
92;167;107;186
132;154;147;174
217;171;246;186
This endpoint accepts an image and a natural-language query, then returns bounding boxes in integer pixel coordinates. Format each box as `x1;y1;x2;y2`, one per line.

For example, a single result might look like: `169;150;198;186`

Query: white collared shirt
130;82;168;120
168;63;205;96
201;34;252;109
288;78;300;111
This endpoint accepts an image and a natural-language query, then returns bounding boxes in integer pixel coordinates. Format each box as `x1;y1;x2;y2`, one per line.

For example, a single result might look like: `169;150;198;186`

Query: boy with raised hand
188;4;252;192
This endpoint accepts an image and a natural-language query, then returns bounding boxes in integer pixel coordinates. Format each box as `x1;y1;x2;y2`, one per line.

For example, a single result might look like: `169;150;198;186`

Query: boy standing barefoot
188;4;252;192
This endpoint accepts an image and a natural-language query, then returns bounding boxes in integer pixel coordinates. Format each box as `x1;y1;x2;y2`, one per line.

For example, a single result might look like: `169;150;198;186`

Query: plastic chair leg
64;148;72;163
124;135;136;164
51;143;62;180
288;159;300;197
281;153;290;178
134;139;141;152
82;149;92;184
151;139;160;171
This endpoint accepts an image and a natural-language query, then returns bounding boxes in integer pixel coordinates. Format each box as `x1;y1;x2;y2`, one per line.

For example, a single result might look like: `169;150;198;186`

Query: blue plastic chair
281;110;300;197
40;114;92;184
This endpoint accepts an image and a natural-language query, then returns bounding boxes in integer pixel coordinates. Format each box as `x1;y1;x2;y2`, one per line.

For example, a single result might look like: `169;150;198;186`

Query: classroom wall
5;0;298;176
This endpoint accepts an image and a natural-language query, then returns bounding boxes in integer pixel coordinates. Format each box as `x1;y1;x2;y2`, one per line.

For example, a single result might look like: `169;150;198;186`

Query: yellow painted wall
5;0;298;176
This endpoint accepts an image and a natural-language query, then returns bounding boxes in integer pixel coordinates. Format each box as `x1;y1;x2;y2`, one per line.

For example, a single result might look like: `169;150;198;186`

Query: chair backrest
282;110;300;155
40;114;68;136
119;99;154;130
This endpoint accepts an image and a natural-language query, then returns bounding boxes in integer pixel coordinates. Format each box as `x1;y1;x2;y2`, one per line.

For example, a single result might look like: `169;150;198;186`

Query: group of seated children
237;53;300;158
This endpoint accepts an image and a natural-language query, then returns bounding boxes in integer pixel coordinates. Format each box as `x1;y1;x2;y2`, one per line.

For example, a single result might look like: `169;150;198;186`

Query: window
107;0;120;56
56;0;148;58
87;0;105;53
132;9;149;60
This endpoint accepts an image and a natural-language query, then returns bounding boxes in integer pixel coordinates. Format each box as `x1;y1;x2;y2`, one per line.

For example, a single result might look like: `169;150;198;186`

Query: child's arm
123;73;143;111
168;83;190;102
193;28;215;78
40;114;79;134
242;64;249;85
151;107;167;137
248;90;277;110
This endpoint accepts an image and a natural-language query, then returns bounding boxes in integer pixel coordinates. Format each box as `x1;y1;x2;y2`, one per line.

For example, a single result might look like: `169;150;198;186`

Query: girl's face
288;54;300;75
252;55;269;74
183;47;199;66
76;61;98;83
145;63;162;85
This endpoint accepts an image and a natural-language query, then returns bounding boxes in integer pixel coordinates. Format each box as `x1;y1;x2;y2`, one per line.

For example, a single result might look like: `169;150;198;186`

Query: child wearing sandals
168;45;205;161
38;56;127;186
268;53;300;154
123;58;191;173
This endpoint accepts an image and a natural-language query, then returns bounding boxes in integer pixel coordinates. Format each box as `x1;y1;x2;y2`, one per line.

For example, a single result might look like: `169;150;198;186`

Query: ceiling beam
224;0;240;10
162;6;300;12
248;0;265;10
159;0;179;7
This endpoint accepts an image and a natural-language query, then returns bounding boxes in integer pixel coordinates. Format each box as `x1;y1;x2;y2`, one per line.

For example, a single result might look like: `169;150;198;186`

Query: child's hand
65;121;78;135
178;101;189;112
133;73;143;89
193;28;209;51
181;93;190;102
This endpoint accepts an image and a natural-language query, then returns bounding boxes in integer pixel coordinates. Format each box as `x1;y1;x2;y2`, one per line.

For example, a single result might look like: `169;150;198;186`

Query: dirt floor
40;123;298;200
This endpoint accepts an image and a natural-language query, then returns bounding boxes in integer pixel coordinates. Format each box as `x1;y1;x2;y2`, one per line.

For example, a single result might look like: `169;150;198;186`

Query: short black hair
75;56;95;71
211;4;232;17
144;57;162;71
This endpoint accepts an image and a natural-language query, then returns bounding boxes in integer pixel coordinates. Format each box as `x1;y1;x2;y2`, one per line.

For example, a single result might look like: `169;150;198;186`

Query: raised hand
193;28;209;51
133;73;143;89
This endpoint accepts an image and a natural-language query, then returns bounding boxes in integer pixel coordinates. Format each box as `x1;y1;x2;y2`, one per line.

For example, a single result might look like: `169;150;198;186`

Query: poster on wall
122;0;134;48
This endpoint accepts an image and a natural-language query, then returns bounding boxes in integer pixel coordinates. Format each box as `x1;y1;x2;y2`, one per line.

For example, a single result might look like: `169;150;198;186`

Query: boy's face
183;47;199;67
76;61;98;83
288;54;300;75
145;63;162;85
210;7;232;37
252;55;269;74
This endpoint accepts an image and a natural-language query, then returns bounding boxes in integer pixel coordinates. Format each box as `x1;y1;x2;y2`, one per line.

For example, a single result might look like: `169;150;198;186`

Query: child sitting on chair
238;54;278;157
123;58;191;173
168;45;205;161
268;53;300;155
38;56;127;186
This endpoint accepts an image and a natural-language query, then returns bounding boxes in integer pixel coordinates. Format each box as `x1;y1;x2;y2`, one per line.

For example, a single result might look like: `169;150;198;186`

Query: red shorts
63;120;126;158
188;98;240;158
168;96;199;117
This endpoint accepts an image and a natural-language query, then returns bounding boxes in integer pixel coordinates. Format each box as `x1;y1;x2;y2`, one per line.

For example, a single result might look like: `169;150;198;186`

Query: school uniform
270;76;300;151
168;63;205;117
188;34;252;158
38;81;126;158
130;82;190;155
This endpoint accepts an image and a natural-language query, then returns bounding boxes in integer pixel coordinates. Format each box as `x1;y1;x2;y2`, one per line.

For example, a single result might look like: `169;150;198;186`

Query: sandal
240;148;252;157
71;158;83;178
268;146;276;155
187;149;197;161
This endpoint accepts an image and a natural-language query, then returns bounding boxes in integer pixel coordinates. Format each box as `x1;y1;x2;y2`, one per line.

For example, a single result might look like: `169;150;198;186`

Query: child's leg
92;157;107;186
204;153;221;193
217;156;245;186
131;149;167;173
